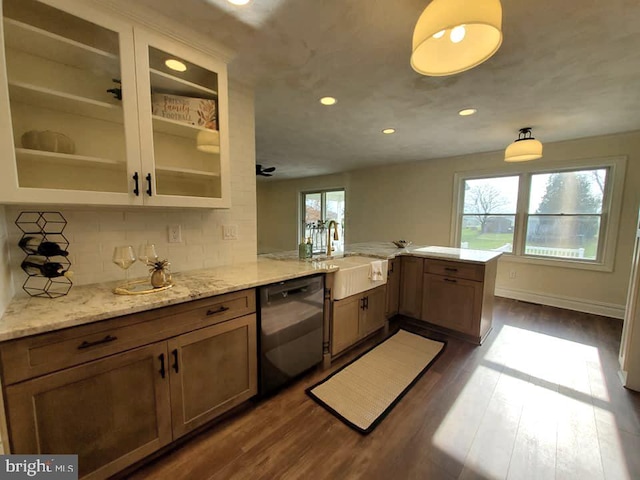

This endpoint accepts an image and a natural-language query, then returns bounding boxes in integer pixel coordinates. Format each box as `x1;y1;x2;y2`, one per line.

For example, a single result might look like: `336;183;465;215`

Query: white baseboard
495;287;625;319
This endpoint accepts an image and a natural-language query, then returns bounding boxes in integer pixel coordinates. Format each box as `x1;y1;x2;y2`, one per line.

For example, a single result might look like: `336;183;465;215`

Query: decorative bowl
392;240;412;248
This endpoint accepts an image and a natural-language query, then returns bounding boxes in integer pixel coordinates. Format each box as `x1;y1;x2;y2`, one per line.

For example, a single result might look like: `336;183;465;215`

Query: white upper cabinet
0;0;230;208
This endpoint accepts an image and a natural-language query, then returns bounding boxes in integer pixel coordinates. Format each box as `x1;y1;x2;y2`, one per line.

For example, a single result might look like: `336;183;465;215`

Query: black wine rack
15;211;72;298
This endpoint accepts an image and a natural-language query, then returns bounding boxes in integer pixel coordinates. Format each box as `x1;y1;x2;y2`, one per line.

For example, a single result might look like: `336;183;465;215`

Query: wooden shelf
150;69;217;98
156;165;219;178
9;81;123;124
15;148;124;169
3;18;120;77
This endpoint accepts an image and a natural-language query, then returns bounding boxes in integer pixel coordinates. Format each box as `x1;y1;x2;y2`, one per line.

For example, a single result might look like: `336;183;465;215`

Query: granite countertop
0;243;501;342
265;242;503;264
0;257;338;342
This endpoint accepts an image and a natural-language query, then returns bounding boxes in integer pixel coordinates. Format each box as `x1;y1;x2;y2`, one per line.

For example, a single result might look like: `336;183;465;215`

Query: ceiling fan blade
263;166;276;173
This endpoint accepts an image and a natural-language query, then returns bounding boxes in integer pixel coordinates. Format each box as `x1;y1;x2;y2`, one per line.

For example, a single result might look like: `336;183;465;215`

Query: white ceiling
129;0;640;179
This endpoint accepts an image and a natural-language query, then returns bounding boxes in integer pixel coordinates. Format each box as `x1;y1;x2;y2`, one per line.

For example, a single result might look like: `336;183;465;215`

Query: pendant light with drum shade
410;0;503;76
504;128;543;162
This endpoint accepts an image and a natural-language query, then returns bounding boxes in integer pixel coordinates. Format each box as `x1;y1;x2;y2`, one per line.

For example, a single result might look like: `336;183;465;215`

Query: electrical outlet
509;270;517;279
168;224;182;243
223;224;238;240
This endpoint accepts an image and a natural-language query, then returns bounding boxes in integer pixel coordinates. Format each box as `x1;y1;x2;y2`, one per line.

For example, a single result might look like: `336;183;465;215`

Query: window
453;156;626;270
462;176;519;253
301;189;345;254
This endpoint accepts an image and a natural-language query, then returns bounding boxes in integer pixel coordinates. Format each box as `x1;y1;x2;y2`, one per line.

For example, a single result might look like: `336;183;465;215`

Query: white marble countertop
0;243;501;342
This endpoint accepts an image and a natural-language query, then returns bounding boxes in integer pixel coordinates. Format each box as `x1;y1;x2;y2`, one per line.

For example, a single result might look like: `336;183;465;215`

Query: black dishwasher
259;275;324;395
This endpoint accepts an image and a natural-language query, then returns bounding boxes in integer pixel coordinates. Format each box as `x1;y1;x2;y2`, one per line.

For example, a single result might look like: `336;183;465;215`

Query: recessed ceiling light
458;108;477;116
228;0;251;5
320;96;337;106
165;59;187;72
382;128;396;134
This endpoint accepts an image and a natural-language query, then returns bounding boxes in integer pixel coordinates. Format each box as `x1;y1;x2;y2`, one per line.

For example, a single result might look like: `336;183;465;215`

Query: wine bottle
21;260;71;278
18;236;68;256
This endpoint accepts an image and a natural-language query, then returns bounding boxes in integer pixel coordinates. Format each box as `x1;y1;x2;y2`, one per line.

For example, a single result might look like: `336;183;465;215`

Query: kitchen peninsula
0;243;500;480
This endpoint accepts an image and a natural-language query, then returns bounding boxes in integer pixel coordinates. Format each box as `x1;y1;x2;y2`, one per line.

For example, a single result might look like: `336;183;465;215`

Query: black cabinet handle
172;349;179;373
159;353;166;379
444;278;457;283
444;267;458;272
365;296;369;309
389;262;394;274
146;173;152;196
206;306;229;316
132;172;139;196
360;298;365;310
77;335;117;350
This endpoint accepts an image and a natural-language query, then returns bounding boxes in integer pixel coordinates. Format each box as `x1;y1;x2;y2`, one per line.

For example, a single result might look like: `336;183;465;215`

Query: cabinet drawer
0;289;256;385
424;259;484;281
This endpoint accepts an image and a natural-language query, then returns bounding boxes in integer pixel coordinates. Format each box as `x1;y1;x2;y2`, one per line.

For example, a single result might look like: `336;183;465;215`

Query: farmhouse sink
329;256;388;300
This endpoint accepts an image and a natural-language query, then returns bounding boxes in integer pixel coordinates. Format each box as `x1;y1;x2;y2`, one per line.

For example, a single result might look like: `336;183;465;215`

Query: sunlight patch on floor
431;324;637;479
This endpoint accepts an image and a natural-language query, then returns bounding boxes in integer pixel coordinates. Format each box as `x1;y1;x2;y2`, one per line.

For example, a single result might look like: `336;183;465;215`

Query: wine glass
112;246;136;285
138;243;158;265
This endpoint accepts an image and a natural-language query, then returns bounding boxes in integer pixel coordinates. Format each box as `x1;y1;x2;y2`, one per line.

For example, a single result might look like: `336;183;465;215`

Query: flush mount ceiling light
504;127;543;162
320;96;337;106
165;59;187;72
458;108;477;116
410;0;503;76
196;129;220;153
382;128;396;134
228;0;251;5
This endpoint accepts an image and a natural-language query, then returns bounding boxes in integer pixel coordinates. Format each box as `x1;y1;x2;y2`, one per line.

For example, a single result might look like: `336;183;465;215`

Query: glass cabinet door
135;29;230;208
0;0;141;204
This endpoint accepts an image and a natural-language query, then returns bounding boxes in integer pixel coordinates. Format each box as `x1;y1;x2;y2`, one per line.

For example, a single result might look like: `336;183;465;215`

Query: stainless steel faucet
326;220;339;256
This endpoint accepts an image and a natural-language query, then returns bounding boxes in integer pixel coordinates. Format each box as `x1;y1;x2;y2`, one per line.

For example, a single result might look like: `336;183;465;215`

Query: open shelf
152;115;219;139
9;81;123;123
150;68;217;98
155;165;219;177
3;18;119;77
15;148;124;169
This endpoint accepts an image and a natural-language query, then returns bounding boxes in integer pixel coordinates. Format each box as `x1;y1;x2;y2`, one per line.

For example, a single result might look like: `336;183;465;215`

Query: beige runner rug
307;329;446;434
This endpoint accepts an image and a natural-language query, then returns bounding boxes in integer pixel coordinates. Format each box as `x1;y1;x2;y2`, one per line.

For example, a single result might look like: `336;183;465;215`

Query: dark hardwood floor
127;298;640;480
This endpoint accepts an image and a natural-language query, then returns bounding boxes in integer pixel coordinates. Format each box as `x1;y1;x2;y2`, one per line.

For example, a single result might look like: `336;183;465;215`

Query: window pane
463;176;519;214
304;193;322;224
325;190;345;223
529;169;606;214
461;215;515;252
525;215;600;260
461;176;518;252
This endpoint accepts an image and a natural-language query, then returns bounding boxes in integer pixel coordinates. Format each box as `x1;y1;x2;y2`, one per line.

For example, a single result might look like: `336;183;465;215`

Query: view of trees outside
460;169;608;260
461;176;518;252
302;190;345;253
526;169;606;259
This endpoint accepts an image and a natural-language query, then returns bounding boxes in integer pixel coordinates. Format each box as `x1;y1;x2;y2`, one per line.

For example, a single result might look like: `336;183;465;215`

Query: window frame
451;156;626;272
299;188;346;250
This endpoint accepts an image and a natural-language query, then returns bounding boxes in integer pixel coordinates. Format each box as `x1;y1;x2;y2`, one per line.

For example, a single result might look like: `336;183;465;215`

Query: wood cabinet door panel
425;259;484;281
385;258;401;318
421;274;481;336
168;314;257;439
362;286;386;336
5;343;172;480
399;257;424;318
331;295;361;355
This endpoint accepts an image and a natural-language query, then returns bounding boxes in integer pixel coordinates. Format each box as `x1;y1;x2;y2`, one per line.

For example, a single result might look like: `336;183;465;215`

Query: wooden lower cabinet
421;274;482;336
5;343;172;480
385;258;401;318
168;314;257;438
399;256;424;318
331;285;386;356
1;289;258;480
